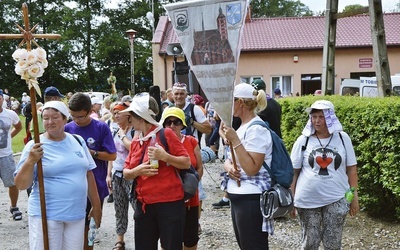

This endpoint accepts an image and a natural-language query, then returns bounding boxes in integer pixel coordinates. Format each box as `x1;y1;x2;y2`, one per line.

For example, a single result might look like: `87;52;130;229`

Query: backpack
183;103;196;137
158;130;199;200
245;120;294;188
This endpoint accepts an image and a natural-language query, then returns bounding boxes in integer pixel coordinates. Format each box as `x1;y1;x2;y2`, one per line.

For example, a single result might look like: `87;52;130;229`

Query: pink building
152;13;400;96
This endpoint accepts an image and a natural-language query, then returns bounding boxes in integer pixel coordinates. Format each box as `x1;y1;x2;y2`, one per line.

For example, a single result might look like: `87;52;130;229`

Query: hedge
279;96;400;221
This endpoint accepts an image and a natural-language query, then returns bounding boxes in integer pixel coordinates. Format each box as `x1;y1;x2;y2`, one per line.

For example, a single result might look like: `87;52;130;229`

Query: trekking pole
229;143;241;187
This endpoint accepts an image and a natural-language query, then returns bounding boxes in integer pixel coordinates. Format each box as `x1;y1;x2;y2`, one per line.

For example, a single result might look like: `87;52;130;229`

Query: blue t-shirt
15;133;96;221
65;119;116;200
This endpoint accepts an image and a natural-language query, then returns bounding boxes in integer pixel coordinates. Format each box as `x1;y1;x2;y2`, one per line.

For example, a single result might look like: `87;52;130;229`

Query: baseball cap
305;100;335;113
22;92;27;96
121;95;133;103
234;83;257;100
42;101;70;118
251;79;266;91
274;88;281;95
91;97;103;105
44;86;65;98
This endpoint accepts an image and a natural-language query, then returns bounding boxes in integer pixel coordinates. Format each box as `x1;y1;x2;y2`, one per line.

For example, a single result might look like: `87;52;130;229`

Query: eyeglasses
164;119;183;127
71;112;89;120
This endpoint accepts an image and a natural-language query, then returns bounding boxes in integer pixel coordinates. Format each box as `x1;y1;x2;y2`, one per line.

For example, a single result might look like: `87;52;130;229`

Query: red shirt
124;127;189;206
182;135;200;207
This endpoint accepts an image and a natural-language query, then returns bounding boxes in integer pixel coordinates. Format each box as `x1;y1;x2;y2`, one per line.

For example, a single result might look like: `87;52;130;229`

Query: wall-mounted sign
359;58;373;68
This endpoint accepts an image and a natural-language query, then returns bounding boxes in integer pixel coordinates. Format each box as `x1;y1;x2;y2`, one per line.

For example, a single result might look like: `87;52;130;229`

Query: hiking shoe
212;199;230;209
107;194;114;203
10;207;22;221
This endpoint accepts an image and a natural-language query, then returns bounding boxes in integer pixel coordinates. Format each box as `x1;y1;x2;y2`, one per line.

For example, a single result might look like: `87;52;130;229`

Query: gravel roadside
1;155;399;249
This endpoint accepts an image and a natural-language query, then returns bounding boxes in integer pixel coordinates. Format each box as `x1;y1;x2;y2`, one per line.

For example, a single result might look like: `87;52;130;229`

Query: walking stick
30;88;50;249
229;142;241;187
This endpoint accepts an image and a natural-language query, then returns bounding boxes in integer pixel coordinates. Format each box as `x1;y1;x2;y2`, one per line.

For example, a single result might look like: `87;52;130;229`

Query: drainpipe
163;54;168;90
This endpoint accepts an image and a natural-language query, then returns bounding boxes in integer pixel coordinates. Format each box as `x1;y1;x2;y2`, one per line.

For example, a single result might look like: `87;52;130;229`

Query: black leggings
228;193;269;250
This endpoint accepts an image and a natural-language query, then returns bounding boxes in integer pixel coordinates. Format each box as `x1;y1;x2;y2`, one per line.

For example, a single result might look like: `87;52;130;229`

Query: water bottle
149;134;159;169
88;217;97;246
345;187;355;203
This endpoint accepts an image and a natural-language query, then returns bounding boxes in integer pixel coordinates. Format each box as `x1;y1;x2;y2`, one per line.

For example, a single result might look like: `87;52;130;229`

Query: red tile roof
155;13;400;53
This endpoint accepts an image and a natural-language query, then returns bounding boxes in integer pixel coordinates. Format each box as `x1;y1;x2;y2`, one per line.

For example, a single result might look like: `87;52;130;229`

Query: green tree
343;4;366;13
251;0;313;17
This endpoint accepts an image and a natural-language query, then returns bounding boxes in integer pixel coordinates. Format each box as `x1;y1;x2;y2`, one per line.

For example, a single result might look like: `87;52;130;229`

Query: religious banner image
164;0;249;127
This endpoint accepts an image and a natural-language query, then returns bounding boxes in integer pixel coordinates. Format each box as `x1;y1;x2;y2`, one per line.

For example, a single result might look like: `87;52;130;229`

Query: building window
240;76;262;84
271;76;292;96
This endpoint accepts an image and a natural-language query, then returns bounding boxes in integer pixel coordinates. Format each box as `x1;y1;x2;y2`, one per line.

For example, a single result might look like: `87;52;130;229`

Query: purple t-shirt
65;119;116;200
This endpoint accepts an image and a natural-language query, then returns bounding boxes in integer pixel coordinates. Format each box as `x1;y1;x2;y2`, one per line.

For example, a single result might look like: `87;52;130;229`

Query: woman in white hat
122;93;190;250
290;100;359;249
14;101;101;249
221;83;272;249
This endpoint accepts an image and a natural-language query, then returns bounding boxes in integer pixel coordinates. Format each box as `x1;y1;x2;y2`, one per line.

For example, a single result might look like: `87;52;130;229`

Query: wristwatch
93;151;99;158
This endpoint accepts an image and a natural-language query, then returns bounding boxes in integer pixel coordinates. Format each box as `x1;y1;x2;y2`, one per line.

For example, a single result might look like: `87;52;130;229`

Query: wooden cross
0;3;61;50
0;3;61;250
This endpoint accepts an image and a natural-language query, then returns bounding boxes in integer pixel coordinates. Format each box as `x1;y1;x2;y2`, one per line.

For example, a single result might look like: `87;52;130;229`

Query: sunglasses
164;119;183;127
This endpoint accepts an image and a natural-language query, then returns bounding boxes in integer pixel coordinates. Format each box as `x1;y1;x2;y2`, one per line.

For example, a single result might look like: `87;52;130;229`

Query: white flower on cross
12;47;48;81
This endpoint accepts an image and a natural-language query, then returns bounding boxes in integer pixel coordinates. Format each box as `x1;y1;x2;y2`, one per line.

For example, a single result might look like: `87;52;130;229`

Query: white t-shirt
2;94;9;108
227;116;272;194
0;108;20;157
21;95;30;103
290;132;357;208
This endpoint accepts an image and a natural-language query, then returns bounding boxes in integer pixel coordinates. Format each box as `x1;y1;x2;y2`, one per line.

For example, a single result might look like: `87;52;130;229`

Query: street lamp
146;0;155;34
126;29;137;95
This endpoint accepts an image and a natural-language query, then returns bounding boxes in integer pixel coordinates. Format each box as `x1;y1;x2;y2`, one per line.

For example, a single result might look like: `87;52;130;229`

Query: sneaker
10;206;22;221
107;194;114;203
212;199;230;209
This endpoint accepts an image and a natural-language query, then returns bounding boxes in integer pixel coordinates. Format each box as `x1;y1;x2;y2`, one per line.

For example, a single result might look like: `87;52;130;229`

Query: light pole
126;29;137;95
146;0;155;34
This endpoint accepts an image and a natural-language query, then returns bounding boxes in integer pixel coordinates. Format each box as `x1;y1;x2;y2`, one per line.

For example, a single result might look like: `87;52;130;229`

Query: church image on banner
190;7;235;66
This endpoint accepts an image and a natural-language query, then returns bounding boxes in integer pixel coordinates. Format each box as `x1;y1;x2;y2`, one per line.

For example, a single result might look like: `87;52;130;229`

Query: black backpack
183;103;196;137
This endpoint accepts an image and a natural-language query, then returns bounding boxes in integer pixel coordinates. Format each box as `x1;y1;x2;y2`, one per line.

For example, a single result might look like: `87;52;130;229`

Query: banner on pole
164;0;249;127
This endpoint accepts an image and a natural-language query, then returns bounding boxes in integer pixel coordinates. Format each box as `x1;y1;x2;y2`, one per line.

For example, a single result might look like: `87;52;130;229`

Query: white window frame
271;75;293;97
240;76;263;84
